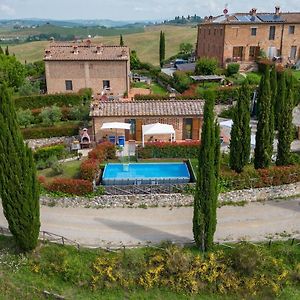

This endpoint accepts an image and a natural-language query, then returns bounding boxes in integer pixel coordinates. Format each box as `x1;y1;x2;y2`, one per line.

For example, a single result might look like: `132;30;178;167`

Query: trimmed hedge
46;178;93;196
137;141;200;159
80;159;100;181
14;93;83;110
21;124;80;139
33;144;66;162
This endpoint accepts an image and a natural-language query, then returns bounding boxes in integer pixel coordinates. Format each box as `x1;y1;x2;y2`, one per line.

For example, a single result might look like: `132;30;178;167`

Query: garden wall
41;182;300;208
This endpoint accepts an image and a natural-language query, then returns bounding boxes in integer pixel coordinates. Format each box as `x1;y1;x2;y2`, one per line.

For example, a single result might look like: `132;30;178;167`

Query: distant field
6;25;197;65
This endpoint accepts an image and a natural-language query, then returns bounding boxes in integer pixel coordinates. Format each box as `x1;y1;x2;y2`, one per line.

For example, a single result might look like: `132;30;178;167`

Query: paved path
0;199;299;247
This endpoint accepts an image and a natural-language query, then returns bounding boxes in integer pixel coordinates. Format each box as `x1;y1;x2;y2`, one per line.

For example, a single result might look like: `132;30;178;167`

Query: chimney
250;8;257;16
86;39;92;47
44;49;51;58
121;49;127;57
275;6;280;16
73;45;79;54
96;45;103;54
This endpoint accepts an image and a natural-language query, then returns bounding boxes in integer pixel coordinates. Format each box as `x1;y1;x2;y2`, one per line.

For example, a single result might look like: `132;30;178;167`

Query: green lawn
37;159;81;181
151;82;168;95
292;70;300;80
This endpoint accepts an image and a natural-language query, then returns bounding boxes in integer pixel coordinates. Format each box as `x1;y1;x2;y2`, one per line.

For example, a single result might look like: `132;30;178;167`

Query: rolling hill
6;25;197;66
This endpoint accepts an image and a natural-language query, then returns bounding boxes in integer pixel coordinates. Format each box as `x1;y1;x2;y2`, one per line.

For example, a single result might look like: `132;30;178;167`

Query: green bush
17;109;34;128
34;144;66;162
195;57;218;75
18;80;40;96
226;63;240;76
21;124;80;139
14;93;83;110
246;72;261;85
40;105;62;126
218;105;235;118
173;71;192;93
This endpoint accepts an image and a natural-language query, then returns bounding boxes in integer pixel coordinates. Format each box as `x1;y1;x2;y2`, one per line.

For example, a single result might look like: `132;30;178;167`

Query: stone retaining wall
41;182;300;208
26;136;76;149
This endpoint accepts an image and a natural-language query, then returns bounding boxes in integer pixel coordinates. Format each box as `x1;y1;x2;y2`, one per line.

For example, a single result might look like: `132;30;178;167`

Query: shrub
14;93;83;110
21;124;80;139
137;141;200;159
17;108;34;128
69;106;90;121
88;142;116;161
80;159;100;181
195;57;218;75
46;178;93;195
34;144;66;162
18;80;40;96
40;105;62;126
246;72;261;85
226;63;240;76
173;71;192;93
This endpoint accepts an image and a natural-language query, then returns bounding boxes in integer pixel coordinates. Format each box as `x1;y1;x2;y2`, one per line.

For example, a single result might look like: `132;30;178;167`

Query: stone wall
26;136;77;149
41;182;300;208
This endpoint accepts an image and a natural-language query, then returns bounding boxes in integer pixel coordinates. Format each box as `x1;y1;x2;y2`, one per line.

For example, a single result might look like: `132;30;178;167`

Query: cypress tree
193;91;220;251
0;46;3;55
276;74;293;165
5;46;9;55
159;31;165;67
275;69;285;130
0;84;40;251
120;34;124;46
229;80;251;173
269;66;277;157
254;65;272;169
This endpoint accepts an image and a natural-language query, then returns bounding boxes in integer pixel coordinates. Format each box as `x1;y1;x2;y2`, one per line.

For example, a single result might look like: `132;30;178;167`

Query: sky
1;0;300;21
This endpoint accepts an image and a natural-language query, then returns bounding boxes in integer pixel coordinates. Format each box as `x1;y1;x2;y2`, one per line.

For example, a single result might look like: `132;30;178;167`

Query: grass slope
7;25;197;65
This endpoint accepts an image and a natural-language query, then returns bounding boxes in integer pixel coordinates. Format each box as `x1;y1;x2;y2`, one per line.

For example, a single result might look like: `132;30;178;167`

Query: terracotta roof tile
90;100;204;117
44;42;129;61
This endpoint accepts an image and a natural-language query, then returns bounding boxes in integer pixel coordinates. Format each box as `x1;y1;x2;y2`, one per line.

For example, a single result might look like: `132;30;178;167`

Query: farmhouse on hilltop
44;41;130;95
196;6;300;68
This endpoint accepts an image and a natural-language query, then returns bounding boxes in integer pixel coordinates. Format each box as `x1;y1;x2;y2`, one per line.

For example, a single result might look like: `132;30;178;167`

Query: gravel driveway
0;198;299;247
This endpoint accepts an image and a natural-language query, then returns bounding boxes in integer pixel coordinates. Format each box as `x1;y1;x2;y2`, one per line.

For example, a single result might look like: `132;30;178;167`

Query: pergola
142;123;176;147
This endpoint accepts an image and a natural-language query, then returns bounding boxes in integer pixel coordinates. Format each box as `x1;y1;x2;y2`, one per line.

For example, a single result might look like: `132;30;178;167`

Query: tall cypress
119;34;124;46
5;46;9;56
275;69;285;130
193;91;220;251
254;65;272;169
0;84;40;251
159;31;165;67
269;66;277;157
229;81;251;173
276;74;293;165
0;46;3;55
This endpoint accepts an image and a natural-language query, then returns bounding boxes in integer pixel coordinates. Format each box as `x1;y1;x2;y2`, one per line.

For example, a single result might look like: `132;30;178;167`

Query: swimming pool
102;162;191;185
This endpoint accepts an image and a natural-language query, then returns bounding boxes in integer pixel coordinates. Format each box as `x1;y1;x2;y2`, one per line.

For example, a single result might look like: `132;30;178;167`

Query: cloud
0;4;15;15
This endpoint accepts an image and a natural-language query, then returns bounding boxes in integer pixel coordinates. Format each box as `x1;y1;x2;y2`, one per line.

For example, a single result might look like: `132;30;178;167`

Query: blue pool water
102;162;190;185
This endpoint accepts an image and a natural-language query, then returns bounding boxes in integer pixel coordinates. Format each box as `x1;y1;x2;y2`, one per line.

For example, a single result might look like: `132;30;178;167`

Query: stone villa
44;41;130;95
196;6;300;67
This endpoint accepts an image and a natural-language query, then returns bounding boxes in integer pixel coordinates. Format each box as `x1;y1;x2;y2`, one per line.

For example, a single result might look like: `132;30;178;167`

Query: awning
220;119;233;128
142;123;176;147
101;122;131;130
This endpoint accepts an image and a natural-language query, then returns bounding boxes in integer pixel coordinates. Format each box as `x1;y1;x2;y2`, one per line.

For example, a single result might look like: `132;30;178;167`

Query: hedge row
14;93;83;110
80;142;116;181
33;144;66;162
46;178;93;196
137;141;200;159
21;124;80;139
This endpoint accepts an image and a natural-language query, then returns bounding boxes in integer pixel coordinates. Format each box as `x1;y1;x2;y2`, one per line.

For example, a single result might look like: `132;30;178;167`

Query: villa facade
44;41;130;95
196;6;300;67
90;100;204;143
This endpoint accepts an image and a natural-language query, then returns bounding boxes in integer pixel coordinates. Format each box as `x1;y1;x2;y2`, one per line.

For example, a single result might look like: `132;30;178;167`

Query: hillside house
90;100;204;143
44;41;130;95
196;6;300;68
